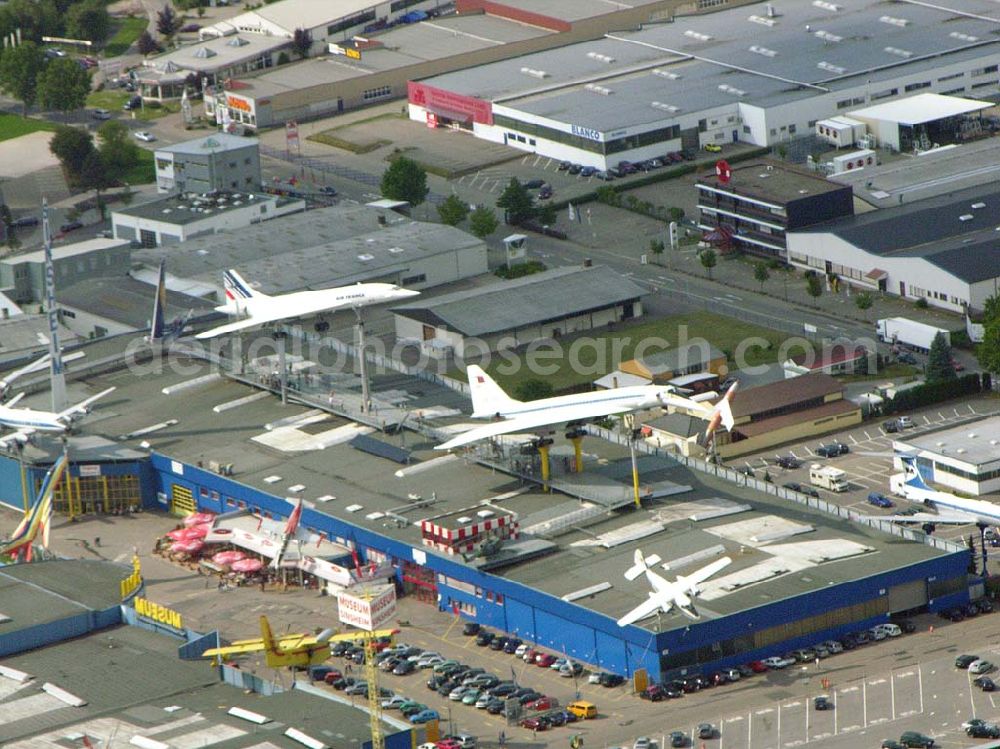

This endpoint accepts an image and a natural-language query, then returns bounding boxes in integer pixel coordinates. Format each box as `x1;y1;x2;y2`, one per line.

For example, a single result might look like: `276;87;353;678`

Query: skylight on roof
586;52;615;64
585;84;613;95
748;15;776;28
879;15;909;27
718;84;746;96
950;31;979;42
651;102;680;113
813;0;841;11
884;46;912;58
520;67;548;79
684;30;712;42
817;61;846;74
749;45;777;58
652;69;680;80
814;30;842;43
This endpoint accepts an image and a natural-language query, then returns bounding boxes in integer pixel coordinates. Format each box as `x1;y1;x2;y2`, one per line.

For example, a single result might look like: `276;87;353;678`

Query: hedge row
883;373;989;414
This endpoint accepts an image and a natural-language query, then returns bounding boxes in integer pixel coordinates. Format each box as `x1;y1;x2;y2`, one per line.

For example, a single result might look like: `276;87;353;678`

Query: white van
875;623;902;637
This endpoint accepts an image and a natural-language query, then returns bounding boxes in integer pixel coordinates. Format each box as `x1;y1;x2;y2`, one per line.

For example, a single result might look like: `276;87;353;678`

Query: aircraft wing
881;511;978;525
197;297;355;339
683;556;732;587
56;387;116;423
436;401;645;451
0;428;34;449
201;639;267;658
327;628;399;643
616;594;665;627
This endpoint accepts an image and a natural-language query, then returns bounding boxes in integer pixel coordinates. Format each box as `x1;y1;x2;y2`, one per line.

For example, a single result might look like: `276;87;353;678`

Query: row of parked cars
553;152;695;182
468;624;583;678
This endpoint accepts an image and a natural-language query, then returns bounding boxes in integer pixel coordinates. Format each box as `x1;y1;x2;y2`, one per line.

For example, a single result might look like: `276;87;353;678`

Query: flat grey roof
113;191;283;227
894;416;1000;466
420;0;1000;132
485;0;675;23
849;92;991;125
0;560;131;636
43;342;952;635
0;624;403;748
133;204;485;293
231;13;552;98
58;275;216;330
391;265;646;337
156;133;259;156
7;237;129;264
141;34;288;78
209;0;385;36
0;315;80;359
796;183;1000;283
698;161;852;204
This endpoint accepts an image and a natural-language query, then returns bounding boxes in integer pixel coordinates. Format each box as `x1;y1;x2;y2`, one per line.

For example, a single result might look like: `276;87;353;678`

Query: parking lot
730;396;1000;544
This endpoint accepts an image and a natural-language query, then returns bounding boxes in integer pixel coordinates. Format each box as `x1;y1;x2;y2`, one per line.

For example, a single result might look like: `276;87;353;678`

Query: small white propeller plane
616;549;732;626
435;365;737;450
195;269;420;339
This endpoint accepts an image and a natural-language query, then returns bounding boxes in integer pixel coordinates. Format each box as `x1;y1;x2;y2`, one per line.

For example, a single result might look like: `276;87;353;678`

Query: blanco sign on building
336;584;396;631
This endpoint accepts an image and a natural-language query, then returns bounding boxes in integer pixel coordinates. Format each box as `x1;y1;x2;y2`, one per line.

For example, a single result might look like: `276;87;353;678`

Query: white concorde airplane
617;549;732;625
435;365;737;450
196;269;420;339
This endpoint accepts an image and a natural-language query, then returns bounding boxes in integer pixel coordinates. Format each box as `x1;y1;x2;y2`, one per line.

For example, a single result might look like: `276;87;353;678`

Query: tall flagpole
41;199;66;412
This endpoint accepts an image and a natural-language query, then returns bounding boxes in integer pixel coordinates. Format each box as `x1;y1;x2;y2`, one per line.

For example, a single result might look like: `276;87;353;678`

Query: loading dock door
887;579;927;613
171;484;196;515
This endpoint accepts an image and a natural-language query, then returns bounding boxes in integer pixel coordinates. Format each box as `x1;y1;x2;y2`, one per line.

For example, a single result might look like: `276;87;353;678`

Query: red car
526;696;556;711
748;660;769;673
522;648;539;663
323;670;344;684
519;717;548;731
536;654;557;668
436;740;461;749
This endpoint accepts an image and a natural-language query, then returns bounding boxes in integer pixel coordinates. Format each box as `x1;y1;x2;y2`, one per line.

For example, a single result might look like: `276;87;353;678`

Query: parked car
969;723;1000;738
633;737;651;749
761;656;794;669
816;442;849;458
814;695;832;710
868;492;894;508
956;654;980;669
485;699;505;714
748;660;769;673
382;695;408;709
503;638;522;653
489;637;508;651
668;731;687;748
883;420;899;433
536;654;557;668
92;108;111;120
559;663;583;677
410;709;440;724
974;676;996;692
898;731;934;747
519;717;548;731
523;179;546;189
696;723;716;740
489;683;517;698
526;696;557;711
475;632;495;646
567;164;582;175
393;660;416;675
319;185;338;196
580;166;596;178
662;683;683;698
640;685;665;701
461;689;482;705
775;456;800;469
969;658;994;674
897;416;914;428
557;161;571;171
59;220;83;233
12;216;39;228
703;143;722;152
123;95;143;111
599;673;625;687
594;170;614;181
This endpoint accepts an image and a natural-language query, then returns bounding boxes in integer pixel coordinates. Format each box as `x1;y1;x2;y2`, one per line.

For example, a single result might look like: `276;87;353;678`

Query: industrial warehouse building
133;202;489;297
204;0;707;130
786;183;1000;313
892;418;1000;497
391;265;646;358
408;0;1000;170
0;352;971;684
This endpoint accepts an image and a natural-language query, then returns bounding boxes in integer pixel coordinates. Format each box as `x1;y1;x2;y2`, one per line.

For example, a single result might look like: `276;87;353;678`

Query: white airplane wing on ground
55;387;116;423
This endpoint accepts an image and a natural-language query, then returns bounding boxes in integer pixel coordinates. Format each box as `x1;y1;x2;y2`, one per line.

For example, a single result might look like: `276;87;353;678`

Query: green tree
37;57;91;115
380;156;428;207
436;194;469;226
753;261;769;291
668;206;685;223
49;124;95;184
536;202;557;226
137;30;159;56
97;119;139;183
496;177;535;226
0;41;45;115
977;317;1000;375
649;238;665;257
927;331;956;383
80;149;112;211
156;4;178;37
699;248;717;280
291;27;312;58
0;0;62;43
806;273;823;302
854;291;874;319
66;0;110;43
514;379;554;401
468;205;498;239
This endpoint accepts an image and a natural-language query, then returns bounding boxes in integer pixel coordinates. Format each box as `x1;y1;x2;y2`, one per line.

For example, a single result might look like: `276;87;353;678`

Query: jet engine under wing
435;400;646;450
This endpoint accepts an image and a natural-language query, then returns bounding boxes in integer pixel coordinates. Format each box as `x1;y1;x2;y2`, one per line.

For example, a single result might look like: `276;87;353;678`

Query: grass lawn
135;101;181;121
0;113;57;143
123;148;155;184
451;311;806;393
86;90;130;110
105;16;148;57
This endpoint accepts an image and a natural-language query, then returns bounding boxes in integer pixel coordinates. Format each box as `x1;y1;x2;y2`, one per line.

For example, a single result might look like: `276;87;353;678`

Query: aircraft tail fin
223;270;268;312
149;260;167;343
625;548;650;581
704;382;737;442
467;365;522;418
259;615;278;654
900;455;932;490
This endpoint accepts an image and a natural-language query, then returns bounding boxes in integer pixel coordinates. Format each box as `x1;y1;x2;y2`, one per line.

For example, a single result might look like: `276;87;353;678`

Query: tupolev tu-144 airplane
617;549;733;625
435;365;737;450
195;269;420;339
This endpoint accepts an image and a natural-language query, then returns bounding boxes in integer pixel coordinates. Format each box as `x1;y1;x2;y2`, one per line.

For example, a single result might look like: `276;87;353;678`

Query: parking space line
918;664;925;715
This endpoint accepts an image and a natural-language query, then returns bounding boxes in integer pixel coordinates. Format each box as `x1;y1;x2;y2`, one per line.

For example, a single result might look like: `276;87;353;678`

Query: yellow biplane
202;615;398;668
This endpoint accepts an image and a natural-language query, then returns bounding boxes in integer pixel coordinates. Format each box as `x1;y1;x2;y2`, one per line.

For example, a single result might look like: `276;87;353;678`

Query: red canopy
212;550;247;565
231;558;264;573
172;539;205;554
183;512;215;528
